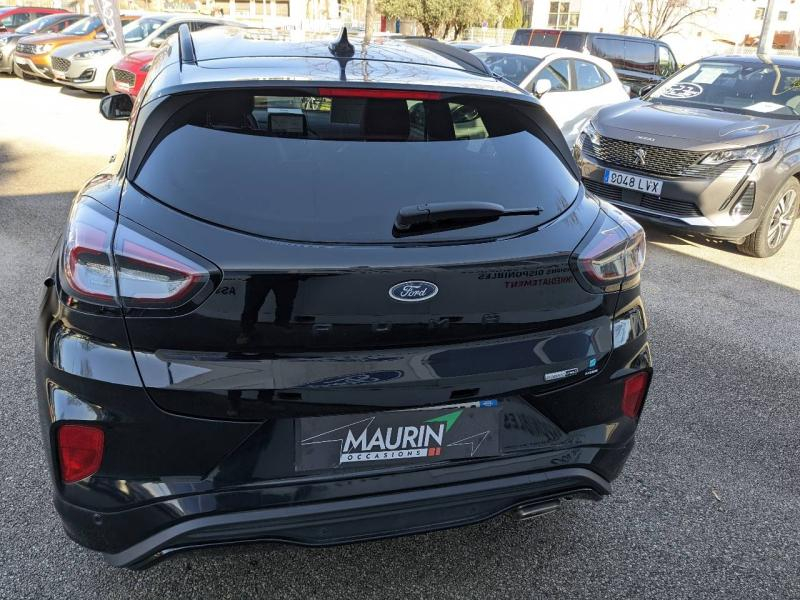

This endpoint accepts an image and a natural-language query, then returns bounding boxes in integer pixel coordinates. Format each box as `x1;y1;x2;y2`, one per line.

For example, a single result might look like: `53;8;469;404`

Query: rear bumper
56;465;613;569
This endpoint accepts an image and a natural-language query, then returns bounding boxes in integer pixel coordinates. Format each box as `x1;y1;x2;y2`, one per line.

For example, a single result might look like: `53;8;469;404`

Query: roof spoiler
398;37;493;76
178;23;196;68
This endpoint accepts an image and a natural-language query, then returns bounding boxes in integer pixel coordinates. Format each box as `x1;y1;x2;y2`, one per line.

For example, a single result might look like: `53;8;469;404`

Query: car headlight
32;43;53;54
582;121;601;145
74;48;111;59
700;142;778;165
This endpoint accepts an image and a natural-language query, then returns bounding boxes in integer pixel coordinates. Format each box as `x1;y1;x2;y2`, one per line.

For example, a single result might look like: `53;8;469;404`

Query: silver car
51;14;226;93
576;55;800;257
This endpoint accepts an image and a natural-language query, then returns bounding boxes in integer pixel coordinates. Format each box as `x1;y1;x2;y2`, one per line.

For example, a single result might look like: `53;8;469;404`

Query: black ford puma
35;26;652;568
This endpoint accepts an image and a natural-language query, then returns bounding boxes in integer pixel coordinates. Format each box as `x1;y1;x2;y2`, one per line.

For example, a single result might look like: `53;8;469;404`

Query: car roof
700;54;800;68
473;44;585;59
144;27;533;102
514;28;663;43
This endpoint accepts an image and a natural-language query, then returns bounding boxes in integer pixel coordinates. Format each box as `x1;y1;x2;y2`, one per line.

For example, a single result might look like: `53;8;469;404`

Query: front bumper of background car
13;53;53;79
52;53;116;91
576;143;779;242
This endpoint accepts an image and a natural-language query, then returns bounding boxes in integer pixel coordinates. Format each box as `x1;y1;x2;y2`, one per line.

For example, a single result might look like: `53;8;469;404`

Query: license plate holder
603;169;663;196
296;401;501;472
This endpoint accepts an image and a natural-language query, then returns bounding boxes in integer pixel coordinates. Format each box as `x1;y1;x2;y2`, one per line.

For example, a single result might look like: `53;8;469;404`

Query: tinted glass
531;30;559;47
63;15;100;35
473;52;542;84
536;58;570;91
511;29;533;45
575;60;608;90
624;41;655;73
650;60;800;119
134;91;579;243
556;31;584;51
591;37;624;64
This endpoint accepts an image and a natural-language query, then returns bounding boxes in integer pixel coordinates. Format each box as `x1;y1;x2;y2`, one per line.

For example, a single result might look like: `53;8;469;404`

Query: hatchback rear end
35;28;652;568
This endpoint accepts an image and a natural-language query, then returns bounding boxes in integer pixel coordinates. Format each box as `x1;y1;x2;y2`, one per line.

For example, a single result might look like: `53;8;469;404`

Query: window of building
779;10;788;20
548;2;579;30
755;7;765;19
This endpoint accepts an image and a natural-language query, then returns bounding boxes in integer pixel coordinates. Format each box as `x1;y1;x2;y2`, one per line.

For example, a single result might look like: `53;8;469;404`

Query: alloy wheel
767;188;796;248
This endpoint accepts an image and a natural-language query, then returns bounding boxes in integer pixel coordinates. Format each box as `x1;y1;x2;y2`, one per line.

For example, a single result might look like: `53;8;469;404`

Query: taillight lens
573;207;646;291
60;198;214;311
61;200;117;306
113;221;208;308
57;424;104;483
621;371;650;419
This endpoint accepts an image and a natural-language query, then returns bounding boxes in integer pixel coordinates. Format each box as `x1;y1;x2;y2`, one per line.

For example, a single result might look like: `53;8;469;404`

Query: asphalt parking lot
1;75;799;600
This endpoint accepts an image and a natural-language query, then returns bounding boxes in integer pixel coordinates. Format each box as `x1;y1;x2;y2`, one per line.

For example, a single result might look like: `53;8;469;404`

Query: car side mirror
149;36;165;48
95;31;108;40
534;79;552;98
99;93;133;120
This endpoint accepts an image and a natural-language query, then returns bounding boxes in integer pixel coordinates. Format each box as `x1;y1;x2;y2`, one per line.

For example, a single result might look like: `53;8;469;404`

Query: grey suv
576;55;800;257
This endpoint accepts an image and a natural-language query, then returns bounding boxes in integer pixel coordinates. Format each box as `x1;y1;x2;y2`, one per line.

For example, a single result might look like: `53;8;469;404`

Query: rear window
132;90;579;243
556;32;584;51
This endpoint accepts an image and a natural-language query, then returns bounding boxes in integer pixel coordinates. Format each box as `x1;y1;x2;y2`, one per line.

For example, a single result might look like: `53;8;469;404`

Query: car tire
105;69;115;94
738;178;799;258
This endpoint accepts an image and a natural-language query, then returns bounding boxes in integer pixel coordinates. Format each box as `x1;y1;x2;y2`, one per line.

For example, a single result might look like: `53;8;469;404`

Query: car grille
583;179;703;218
16;42;35;54
581;134;709;178
51;56;70;72
112;68;135;87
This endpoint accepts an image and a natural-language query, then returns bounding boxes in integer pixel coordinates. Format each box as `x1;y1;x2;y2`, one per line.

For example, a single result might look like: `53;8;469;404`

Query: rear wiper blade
394;201;542;233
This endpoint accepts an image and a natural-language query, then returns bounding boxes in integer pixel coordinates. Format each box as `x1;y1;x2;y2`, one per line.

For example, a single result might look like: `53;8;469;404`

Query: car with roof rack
36;25;652;568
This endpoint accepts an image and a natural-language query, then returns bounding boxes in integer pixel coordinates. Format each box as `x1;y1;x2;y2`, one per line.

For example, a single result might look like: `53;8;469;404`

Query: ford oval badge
389;281;438;302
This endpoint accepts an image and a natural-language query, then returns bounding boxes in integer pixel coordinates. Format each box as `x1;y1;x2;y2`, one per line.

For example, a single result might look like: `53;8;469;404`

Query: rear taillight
60;199;214;311
113;222;208;308
62;200;117;306
621;371;649;419
572;206;646;291
57;424;104;483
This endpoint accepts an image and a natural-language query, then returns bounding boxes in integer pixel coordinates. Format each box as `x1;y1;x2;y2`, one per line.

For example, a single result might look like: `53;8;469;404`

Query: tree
378;0;451;36
624;0;712;39
502;0;523;30
364;0;375;41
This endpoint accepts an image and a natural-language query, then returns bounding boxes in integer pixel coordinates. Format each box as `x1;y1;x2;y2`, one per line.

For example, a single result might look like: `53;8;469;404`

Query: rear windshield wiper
394;201;542;234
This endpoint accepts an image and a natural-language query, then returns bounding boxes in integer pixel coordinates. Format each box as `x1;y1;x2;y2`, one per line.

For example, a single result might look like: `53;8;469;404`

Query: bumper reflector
621;372;649;419
57;424;104;483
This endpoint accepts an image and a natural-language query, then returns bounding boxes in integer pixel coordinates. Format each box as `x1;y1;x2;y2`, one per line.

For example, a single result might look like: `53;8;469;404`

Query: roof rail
399;37;493;76
178;23;196;68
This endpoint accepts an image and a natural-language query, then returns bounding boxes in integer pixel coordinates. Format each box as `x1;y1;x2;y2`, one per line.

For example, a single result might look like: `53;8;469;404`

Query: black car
512;28;679;95
35;26;652;568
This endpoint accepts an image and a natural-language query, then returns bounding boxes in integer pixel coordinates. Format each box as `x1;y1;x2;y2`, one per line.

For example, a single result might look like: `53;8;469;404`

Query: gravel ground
1;76;799;600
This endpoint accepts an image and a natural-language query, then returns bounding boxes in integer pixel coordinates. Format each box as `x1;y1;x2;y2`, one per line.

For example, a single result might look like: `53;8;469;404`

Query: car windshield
63;15;99;35
15;13;62;33
123;17;166;42
473;52;542;84
649;60;800;119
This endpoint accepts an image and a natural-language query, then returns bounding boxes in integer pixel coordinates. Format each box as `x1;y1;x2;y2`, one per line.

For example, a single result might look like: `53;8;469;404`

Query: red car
0;6;66;32
110;48;156;98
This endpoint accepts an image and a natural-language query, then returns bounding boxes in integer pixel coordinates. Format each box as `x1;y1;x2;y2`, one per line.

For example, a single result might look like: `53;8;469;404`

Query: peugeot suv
35;26;652;568
576;55;800;257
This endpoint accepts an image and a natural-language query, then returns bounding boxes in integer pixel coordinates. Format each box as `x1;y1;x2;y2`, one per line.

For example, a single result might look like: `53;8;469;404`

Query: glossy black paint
35;29;652;567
